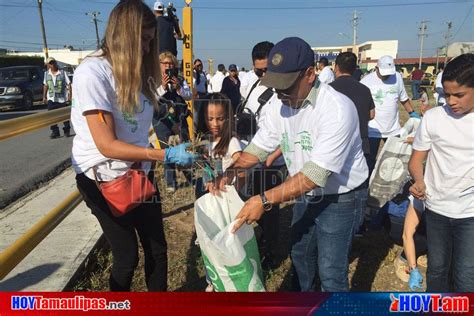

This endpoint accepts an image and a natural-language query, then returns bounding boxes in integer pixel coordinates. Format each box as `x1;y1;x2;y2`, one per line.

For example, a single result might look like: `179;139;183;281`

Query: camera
166;2;177;18
165;68;177;92
165;2;182;38
165;68;177;79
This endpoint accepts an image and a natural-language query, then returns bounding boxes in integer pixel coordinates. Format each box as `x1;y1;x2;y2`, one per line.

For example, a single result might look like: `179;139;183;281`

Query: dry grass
72;85;433;292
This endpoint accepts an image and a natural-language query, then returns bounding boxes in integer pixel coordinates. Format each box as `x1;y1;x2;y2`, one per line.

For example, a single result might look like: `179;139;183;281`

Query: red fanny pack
94;164;156;217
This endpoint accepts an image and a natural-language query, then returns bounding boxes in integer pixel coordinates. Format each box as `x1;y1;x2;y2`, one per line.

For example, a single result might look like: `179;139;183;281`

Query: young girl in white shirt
195;93;242;197
194;93;243;292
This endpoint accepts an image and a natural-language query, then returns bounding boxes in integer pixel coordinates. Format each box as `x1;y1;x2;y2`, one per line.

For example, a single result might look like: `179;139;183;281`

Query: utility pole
86;11;101;50
37;0;49;59
208;58;214;76
444;21;452;67
351;10;359;53
418;20;429;68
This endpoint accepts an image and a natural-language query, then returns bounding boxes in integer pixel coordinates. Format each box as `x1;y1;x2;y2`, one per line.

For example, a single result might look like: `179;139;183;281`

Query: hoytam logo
390;293;469;313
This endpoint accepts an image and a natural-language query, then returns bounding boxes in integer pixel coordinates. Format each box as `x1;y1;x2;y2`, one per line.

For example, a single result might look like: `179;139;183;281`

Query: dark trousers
425;209;474;292
47;101;70;134
367;137;388;178
76;172;168;291
411;80;421;100
251;165;285;258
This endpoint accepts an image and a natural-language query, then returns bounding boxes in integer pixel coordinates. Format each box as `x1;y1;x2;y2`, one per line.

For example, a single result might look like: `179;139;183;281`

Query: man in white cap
153;1;181;57
361;55;419;175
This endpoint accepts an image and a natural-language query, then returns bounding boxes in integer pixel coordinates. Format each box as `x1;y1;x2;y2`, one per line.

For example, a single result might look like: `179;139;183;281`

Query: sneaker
417;255;428;268
394;255;409;283
205;283;214;292
64;130;71;137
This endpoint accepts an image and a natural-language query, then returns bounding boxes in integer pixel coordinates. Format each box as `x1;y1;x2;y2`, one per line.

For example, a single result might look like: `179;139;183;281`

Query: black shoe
49;131;60;139
64;130;71;137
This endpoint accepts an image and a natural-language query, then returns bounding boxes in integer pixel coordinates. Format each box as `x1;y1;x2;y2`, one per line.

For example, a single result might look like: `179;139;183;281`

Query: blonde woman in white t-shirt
71;1;196;292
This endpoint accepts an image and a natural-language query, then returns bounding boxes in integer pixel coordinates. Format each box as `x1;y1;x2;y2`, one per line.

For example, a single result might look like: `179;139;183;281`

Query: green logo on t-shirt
295;131;313;151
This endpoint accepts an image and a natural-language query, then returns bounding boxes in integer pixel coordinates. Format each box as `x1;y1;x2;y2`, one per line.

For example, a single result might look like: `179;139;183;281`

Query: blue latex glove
409;111;421;119
165;143;196;166
408;268;423;291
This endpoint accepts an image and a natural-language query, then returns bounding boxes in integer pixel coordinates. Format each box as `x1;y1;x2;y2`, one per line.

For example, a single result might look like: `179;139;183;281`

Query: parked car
0;65;44;111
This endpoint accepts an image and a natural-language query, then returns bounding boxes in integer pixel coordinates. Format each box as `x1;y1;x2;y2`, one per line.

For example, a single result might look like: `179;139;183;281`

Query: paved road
0;120;74;209
0;104;48;121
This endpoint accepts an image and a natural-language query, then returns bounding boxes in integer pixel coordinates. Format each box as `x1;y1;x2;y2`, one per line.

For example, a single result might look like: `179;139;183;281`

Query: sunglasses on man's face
254;67;267;78
275;70;306;98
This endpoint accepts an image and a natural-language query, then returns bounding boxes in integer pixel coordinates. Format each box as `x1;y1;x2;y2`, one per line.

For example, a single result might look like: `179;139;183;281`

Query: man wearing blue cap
210;37;368;291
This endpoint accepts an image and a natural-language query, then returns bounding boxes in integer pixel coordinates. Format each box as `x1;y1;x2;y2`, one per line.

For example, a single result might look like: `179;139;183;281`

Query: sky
0;0;473;70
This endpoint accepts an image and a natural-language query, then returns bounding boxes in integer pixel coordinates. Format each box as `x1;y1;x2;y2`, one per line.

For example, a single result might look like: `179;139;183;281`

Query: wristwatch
260;192;272;212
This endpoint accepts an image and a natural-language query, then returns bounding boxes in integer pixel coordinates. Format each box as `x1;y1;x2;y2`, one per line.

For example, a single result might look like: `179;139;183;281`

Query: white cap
154;1;164;11
377;55;396;76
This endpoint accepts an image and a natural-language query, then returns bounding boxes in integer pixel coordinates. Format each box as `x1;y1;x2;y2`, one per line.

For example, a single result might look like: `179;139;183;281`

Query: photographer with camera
154;1;182;57
153;51;192;192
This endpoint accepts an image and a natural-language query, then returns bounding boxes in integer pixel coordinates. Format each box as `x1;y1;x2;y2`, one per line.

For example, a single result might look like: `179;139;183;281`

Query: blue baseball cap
261;37;315;90
228;64;237;71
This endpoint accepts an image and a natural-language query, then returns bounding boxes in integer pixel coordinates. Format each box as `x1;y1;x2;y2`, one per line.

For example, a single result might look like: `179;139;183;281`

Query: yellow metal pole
0;190;83;280
182;0;194;140
0;107;70;141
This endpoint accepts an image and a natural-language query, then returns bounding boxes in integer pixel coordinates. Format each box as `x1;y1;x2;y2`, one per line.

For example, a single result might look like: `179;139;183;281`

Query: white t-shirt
43;69;71;103
208;72;225;93
435;71;446;105
252;84;368;195
244;82;285;166
318;66;335;84
71;55;153;181
241;70;259;98
412;105;474;219
361;72;409;138
210;137;242;171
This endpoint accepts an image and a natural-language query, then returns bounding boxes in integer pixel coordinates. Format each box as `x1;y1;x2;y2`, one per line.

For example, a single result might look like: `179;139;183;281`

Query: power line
453;5;473;39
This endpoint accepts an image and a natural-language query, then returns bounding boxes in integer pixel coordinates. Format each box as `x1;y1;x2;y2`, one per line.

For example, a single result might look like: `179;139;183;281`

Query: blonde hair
159;51;179;68
101;0;160;113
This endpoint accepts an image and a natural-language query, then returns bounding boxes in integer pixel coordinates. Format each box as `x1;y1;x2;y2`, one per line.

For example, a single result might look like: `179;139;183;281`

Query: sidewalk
0;168;102;291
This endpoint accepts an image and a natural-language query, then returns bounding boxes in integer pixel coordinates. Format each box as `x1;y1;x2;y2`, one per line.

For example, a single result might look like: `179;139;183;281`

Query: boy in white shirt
409;53;474;292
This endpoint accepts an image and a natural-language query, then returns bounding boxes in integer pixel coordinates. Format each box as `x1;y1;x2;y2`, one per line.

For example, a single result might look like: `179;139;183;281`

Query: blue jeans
290;189;360;292
411;80;421;100
425;209;474;292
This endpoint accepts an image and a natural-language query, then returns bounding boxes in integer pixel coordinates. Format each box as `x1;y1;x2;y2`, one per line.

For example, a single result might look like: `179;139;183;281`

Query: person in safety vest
43;57;72;138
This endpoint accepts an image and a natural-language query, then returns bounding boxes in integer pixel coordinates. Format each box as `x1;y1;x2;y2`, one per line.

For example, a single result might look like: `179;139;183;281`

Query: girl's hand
409;180;427;200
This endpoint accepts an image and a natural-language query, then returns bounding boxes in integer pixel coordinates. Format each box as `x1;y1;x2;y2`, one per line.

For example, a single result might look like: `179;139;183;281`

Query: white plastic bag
368;118;421;208
194;186;265;292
